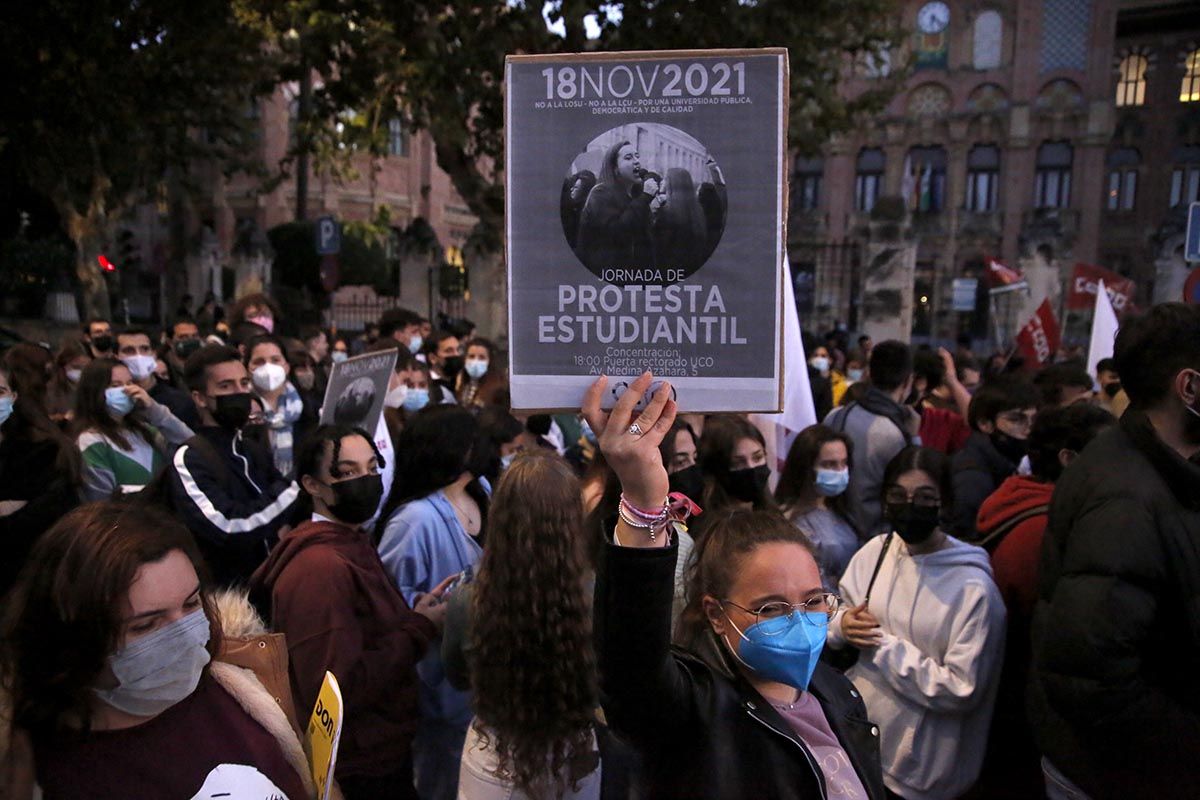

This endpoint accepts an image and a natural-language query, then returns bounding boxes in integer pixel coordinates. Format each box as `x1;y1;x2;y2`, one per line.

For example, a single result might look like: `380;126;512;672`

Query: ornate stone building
791;0;1199;344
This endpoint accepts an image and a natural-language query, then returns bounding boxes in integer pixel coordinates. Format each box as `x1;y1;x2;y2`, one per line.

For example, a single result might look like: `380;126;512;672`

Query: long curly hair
468;450;598;798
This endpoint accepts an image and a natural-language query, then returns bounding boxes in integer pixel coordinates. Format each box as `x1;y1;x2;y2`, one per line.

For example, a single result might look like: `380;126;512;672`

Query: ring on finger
627;422;644;436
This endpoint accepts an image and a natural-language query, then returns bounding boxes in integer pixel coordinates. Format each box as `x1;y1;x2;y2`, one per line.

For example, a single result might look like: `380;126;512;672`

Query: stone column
860;200;917;343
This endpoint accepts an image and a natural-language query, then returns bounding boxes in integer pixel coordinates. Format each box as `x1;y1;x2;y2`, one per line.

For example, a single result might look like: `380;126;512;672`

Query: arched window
1116;54;1148;107
973;11;1003;70
1170;146;1200;207
1105;148;1140;211
904;146;947;213
966;144;1001;211
1035;141;1073;209
855;148;885;212
1182;49;1200;103
791;156;823;211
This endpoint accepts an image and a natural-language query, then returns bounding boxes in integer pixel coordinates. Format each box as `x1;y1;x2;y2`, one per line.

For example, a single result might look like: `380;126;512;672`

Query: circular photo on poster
560;123;727;286
332;376;377;428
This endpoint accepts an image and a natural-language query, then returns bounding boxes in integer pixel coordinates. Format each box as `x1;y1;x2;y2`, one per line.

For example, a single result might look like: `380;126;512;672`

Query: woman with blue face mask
0;502;315;799
584;372;887;800
456;338;503;410
827;446;1006;800
72;358;194;501
775;425;862;593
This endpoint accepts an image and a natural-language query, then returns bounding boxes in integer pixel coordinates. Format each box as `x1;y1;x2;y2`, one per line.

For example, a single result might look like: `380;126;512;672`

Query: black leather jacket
596;542;886;800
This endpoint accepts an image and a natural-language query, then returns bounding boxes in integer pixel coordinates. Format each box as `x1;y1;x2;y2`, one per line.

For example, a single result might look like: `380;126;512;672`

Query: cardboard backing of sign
505;48;788;413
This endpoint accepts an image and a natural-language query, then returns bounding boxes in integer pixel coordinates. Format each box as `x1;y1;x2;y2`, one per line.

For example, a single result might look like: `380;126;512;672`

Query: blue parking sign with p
316;216;341;256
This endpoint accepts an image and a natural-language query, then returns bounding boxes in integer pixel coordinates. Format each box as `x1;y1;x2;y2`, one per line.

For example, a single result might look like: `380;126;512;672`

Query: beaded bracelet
618;494;671;541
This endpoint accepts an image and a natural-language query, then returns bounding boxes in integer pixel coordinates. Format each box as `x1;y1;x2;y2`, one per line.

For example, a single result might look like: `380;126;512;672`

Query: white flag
752;259;818;484
1087;279;1120;381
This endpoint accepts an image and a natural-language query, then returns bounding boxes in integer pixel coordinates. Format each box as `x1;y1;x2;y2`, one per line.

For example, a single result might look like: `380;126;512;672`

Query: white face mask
251;363;287;392
93;608;211;718
65;367;83;384
122;355;157;381
384;383;409;409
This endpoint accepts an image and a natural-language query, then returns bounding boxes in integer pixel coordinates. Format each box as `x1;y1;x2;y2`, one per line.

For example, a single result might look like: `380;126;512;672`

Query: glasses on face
998;410;1036;429
884;486;941;507
723;594;840;633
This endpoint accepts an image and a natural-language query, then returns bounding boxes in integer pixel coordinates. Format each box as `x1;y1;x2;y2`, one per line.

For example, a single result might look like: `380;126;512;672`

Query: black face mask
210;392;252;430
92;334;114;353
325;473;384;525
887;502;941;544
990;430;1028;465
1103;382;1122;399
175;338;202;360
668;464;705;502
441;355;464;381
717;464;770;503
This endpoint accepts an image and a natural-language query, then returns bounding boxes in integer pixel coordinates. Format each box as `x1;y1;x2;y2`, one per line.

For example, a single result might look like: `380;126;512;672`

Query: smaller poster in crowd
1014;299;1062;370
307;671;344;800
1068;263;1136;314
319;350;398;435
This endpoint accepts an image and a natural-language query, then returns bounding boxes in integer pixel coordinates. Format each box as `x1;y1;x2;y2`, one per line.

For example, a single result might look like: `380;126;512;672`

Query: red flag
1067;263;1135;315
1014;299;1062;370
984;257;1024;288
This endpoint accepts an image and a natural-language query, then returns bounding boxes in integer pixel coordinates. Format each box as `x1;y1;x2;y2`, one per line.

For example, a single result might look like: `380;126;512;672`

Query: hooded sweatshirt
249;520;437;780
976;475;1054;617
974;476;1055;797
827;533;1006;800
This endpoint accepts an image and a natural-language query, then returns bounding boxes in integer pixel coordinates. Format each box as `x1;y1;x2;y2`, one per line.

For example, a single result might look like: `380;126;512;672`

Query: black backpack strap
976;503;1050;552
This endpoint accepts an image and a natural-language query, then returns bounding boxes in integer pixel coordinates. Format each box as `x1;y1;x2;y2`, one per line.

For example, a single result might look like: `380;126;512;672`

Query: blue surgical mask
0;396;13;427
500;452;517;472
105;386;135;418
809;356;830;374
93;608;211;717
723;610;827;691
814;467;850;497
846;369;864;383
408;334;424;355
464;359;489;380
331;351;349;364
402;387;429;412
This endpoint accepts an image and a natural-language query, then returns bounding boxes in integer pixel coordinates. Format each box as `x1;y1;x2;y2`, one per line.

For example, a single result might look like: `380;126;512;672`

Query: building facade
188;84;484;330
1101;1;1200;304
791;0;1199;344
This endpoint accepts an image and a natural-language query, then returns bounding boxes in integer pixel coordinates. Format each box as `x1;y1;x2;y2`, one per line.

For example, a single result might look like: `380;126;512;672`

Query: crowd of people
1;294;1198;800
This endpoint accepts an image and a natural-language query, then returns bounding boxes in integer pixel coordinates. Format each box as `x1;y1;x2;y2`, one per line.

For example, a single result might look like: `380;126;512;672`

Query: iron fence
789;240;862;336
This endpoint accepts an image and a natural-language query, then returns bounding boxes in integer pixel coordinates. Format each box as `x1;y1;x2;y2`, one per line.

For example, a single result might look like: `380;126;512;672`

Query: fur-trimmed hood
0;588;337;800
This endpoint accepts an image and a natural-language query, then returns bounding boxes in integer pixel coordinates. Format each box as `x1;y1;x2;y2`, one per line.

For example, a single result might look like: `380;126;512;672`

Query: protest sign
1067;263;1135;314
505;49;788;412
319;350;398;434
306;671;343;800
1014;299;1061;371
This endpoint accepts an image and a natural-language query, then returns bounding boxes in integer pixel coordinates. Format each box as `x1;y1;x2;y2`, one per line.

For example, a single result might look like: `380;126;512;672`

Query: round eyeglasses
722;594;840;633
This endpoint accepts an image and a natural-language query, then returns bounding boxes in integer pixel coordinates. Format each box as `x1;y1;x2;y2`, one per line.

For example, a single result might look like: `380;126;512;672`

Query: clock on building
915;2;950;69
918;2;950;34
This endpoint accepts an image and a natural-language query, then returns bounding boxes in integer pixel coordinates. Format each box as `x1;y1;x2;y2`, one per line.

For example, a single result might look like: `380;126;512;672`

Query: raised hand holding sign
583;371;676;547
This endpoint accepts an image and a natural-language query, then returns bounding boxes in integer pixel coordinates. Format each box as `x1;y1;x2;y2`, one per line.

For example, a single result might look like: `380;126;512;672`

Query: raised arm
586;373;704;743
